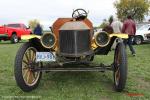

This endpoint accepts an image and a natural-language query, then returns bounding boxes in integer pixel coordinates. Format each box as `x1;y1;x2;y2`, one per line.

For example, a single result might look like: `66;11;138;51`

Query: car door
22;24;30;35
0;26;5;34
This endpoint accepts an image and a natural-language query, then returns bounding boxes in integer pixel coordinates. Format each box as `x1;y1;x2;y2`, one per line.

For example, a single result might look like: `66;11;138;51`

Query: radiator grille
59;30;91;56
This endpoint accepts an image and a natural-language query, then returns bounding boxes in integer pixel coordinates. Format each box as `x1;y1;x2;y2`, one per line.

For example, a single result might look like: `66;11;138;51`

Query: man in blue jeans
122;15;136;56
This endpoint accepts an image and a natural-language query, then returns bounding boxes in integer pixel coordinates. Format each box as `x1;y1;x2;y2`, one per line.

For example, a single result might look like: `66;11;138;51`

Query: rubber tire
134;36;143;45
14;42;42;92
11;34;18;43
113;42;127;92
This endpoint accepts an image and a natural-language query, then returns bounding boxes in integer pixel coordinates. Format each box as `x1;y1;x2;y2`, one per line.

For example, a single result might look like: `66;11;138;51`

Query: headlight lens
41;33;56;49
95;31;110;47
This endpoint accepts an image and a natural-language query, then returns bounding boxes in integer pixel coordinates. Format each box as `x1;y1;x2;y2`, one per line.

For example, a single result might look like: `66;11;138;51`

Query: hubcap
136;38;141;44
22;47;40;86
14;38;18;43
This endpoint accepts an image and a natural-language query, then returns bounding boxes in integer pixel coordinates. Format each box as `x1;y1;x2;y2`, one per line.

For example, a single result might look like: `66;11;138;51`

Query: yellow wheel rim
22;47;40;86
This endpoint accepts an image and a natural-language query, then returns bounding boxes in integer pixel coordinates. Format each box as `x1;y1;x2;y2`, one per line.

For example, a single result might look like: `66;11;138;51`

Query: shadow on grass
41;69;115;92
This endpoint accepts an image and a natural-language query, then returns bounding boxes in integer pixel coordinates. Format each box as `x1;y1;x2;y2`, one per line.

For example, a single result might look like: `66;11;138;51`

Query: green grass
0;41;150;100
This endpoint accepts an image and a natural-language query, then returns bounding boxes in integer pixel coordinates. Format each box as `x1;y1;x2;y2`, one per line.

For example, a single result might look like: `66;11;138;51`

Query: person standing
102;21;114;34
122;15;136;56
111;17;123;49
33;24;43;36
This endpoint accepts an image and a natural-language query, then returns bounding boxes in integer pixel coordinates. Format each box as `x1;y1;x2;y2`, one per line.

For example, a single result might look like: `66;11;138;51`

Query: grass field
0;41;150;100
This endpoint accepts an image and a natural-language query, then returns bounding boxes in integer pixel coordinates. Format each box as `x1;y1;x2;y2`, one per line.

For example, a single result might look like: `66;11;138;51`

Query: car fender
109;33;128;39
92;33;128;50
21;35;41;40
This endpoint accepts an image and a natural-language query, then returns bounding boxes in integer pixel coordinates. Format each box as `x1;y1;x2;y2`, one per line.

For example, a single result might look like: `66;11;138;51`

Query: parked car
146;33;150;40
134;24;150;44
0;23;32;43
14;9;128;92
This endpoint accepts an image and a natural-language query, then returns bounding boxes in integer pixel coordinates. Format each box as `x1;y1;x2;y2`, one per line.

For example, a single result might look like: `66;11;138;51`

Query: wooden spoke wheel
113;41;127;92
22;47;40;86
15;42;42;92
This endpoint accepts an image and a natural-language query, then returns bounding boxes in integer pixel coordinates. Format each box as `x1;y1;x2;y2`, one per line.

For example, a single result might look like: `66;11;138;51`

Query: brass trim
94;31;110;47
40;33;56;49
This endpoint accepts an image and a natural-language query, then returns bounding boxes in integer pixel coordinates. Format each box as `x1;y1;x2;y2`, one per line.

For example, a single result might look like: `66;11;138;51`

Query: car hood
136;30;146;35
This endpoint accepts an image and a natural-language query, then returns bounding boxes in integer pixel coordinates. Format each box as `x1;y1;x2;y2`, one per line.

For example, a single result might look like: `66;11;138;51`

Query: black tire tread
14;42;42;92
114;42;127;92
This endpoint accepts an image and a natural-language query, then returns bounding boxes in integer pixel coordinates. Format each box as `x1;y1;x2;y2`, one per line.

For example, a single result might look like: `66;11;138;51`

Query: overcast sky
0;0;148;30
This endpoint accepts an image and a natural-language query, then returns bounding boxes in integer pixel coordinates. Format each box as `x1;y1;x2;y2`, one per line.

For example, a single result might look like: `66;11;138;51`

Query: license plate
36;52;56;62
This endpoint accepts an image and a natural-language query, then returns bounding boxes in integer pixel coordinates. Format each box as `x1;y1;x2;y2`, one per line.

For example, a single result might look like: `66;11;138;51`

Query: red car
0;23;32;43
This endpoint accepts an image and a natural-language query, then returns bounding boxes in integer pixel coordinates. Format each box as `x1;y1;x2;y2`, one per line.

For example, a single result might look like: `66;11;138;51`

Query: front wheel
14;42;42;92
113;42;127;92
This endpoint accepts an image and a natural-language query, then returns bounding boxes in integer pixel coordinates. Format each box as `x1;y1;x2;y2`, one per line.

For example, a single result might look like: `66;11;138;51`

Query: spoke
30;50;33;61
32;72;37;79
116;51;120;65
22;67;29;70
23;69;29;80
25;52;29;62
32;51;36;61
27;71;31;84
29;72;34;83
29;49;32;60
22;60;28;65
115;67;120;81
116;67;119;74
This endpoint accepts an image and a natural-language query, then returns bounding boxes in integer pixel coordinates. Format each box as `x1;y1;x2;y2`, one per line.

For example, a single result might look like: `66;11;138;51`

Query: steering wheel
72;8;88;20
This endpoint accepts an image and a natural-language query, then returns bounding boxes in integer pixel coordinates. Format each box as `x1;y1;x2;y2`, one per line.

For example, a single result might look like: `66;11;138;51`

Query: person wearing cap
122;15;136;56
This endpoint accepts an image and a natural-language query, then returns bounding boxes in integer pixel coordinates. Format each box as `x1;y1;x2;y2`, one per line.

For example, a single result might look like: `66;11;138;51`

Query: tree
28;19;40;32
114;0;150;22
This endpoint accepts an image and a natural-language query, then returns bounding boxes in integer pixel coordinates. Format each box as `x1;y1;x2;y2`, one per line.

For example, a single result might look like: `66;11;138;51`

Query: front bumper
146;33;150;40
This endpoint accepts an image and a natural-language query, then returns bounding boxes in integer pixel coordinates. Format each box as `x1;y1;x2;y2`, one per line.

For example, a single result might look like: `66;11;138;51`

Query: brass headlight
40;33;56;49
95;31;110;47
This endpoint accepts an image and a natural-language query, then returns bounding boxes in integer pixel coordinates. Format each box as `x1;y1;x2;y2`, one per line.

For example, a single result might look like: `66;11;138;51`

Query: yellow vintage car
14;9;128;92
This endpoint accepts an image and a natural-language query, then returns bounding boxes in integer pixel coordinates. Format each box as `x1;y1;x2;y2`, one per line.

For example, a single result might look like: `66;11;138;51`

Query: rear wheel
134;36;143;45
14;42;42;92
113;42;127;92
11;34;18;43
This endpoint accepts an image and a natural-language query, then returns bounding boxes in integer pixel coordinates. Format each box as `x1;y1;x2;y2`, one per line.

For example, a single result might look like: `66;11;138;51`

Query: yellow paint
92;33;128;50
109;33;128;39
21;35;41;40
91;43;98;50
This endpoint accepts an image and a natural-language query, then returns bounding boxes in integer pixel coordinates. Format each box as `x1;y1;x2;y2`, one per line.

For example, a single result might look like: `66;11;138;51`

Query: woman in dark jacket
33;24;43;35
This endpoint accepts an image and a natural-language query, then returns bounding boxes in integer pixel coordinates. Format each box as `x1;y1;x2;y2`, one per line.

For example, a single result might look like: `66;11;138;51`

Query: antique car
14;9;128;92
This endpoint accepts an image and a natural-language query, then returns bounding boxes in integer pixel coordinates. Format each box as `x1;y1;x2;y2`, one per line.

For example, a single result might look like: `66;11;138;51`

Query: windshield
138;24;150;31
